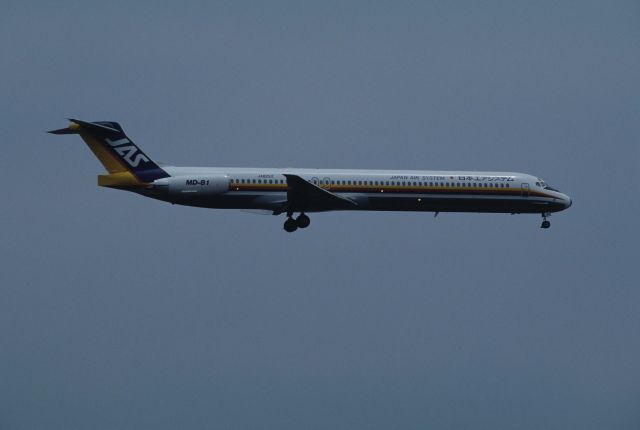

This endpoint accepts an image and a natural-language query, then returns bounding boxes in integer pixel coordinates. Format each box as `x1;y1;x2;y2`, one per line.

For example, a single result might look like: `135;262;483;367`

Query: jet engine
153;175;229;196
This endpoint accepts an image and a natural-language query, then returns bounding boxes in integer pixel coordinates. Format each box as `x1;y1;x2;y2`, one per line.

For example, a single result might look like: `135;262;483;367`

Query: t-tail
48;119;170;188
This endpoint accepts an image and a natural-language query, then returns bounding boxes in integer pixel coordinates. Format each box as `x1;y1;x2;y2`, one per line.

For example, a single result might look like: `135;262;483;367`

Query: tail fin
48;119;169;183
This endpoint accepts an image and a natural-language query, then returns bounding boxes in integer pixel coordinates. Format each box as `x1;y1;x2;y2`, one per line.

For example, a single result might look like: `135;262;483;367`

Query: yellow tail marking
98;171;144;188
79;132;129;174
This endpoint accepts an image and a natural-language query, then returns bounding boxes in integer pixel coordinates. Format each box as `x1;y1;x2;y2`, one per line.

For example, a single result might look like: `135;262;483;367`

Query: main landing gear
283;213;311;233
541;212;551;229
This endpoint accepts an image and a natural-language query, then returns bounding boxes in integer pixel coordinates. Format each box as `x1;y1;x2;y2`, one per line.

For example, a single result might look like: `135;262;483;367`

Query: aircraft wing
277;174;358;214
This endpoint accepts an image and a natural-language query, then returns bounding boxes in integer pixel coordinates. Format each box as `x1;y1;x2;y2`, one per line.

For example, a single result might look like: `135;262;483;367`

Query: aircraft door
521;183;530;197
321;177;331;189
310;177;319;186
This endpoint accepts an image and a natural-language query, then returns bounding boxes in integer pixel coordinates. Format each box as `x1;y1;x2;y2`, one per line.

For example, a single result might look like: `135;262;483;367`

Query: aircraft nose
564;195;572;209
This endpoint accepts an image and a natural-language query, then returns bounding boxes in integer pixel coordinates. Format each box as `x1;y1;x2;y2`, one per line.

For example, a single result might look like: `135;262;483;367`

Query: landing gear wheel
284;217;298;233
540;212;551;229
296;213;311;229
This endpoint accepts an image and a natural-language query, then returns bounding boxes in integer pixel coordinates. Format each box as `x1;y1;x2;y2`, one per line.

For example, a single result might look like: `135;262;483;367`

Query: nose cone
563;194;572;209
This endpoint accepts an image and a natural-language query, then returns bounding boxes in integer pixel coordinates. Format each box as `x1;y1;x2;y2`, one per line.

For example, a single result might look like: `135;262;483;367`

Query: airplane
49;119;572;232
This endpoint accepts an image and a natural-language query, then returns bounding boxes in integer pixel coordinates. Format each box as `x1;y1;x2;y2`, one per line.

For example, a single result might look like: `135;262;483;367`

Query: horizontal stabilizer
47;127;79;135
67;118;121;135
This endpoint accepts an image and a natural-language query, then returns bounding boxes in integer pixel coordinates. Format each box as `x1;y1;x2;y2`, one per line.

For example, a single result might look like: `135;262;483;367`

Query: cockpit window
537;178;558;191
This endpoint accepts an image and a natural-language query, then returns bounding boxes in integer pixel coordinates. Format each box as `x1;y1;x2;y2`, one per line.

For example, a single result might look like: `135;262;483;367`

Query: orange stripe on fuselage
229;184;554;199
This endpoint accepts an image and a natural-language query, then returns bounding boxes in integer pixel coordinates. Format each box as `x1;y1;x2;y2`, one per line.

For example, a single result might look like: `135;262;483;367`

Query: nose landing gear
283;212;311;233
541;212;551;229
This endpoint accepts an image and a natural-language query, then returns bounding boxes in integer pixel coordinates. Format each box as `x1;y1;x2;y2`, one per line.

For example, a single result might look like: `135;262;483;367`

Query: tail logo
105;137;150;168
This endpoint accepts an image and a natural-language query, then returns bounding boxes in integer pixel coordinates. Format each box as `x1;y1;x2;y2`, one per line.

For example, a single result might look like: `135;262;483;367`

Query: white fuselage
145;166;572;215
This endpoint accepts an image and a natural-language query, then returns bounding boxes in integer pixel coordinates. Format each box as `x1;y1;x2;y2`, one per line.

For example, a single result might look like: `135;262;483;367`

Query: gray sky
1;1;639;428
